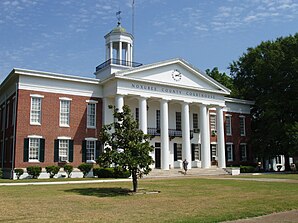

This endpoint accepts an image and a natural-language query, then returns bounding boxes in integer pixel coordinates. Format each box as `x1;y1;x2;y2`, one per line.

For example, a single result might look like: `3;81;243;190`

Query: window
193;113;198;129
210;114;216;131
174;143;182;161
225;115;232;135
176;112;181;130
86;140;96;161
226;144;233;161
156;110;160;129
30;96;43;125
211;144;217;161
60;99;71;126
29;138;40;162
59;139;69;162
240;144;247;161
87;103;96;128
191;144;201;161
135;107;139;123
240;116;246;136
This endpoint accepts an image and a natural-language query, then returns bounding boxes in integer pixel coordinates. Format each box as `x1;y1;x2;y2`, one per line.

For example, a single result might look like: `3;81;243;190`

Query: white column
115;95;124;112
103;97;113;125
139;97;147;134
182;102;191;169
109;42;113;60
119;41;122;63
127;43;131;66
106;44;109;61
160;99;169;170
200;104;211;168
216;106;226;168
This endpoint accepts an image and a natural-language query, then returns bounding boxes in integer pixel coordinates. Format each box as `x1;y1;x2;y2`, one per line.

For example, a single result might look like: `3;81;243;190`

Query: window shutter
232;145;235;162
96;141;101;160
23;138;29;162
82;140;86;162
69;140;74;162
191;144;195;161
225;145;228;162
174;143;177;161
54;139;59;162
239;145;243;161
246;146;249;161
39;139;45;162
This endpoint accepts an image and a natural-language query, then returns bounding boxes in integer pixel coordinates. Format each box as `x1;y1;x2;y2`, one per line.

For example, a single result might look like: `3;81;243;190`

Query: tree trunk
132;169;138;192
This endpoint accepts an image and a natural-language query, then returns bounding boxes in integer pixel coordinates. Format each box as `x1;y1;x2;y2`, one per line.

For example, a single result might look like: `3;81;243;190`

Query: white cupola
95;20;142;80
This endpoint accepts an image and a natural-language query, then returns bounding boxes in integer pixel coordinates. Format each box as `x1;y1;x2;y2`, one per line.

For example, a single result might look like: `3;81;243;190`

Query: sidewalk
223;209;298;223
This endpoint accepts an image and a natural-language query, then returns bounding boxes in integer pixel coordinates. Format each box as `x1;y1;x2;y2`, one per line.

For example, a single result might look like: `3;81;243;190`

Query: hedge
93;167;130;178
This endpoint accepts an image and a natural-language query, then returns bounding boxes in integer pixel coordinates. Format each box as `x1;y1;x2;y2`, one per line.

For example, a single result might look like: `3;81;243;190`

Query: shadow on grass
64;187;132;197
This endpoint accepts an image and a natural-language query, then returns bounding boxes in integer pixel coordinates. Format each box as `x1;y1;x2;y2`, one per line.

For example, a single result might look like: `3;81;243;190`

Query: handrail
96;59;142;72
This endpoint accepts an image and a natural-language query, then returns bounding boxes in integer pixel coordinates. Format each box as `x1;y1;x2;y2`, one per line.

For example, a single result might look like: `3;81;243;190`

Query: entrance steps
145;166;228;178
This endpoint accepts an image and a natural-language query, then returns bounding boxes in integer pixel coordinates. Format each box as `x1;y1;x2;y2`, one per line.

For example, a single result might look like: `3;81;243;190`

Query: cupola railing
96;58;142;72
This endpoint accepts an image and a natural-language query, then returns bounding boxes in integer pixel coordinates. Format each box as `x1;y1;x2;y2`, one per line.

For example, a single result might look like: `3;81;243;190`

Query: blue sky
0;0;297;82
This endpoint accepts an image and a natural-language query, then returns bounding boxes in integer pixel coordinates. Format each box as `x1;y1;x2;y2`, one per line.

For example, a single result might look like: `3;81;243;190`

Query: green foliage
14;169;24;180
240;166;256;173
78;163;93;178
229;33;298;165
205;67;238;97
0;168;2;178
63;164;73;178
26;166;42;179
98;105;154;192
93;167;131;178
45;166;60;178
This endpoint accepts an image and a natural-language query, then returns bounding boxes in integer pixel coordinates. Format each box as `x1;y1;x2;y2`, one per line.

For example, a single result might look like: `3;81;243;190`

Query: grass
232;173;298;180
0;177;297;222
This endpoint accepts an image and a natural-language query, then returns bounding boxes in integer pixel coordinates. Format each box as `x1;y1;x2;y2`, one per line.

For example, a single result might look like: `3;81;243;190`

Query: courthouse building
0;23;254;179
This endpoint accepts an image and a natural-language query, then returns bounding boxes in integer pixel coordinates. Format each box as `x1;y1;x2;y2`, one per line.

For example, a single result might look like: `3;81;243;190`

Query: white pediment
115;59;230;95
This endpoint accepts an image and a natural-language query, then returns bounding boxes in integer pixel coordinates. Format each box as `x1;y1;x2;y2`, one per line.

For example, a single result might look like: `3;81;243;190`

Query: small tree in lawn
98;105;154;192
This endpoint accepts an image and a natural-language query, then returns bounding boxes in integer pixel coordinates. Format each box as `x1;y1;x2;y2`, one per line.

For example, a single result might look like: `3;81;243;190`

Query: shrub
45;166;60;178
113;167;131;178
63;164;73;178
0;168;2;178
240;166;256;173
26;166;42;179
93;167;130;178
78;163;93;178
15;169;24;180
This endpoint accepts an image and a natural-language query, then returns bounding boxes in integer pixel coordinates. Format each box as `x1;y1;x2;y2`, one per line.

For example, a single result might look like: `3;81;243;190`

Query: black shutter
54;139;59;162
232;145;235;162
68;140;74;162
174;143;177;161
246;145;249;162
82;140;86;162
23;138;29;162
39;139;45;162
96;141;101;160
225;144;228;163
191;144;195;161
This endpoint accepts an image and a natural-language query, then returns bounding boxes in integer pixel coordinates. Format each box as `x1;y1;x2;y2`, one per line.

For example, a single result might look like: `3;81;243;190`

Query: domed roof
111;23;126;33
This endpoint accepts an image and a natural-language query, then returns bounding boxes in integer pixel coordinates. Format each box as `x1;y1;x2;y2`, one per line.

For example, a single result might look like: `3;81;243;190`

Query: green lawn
0;177;297;223
232;173;298;180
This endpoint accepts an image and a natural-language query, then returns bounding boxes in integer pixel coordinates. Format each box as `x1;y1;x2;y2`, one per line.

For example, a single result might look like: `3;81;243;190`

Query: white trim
86;100;98;104
59;97;72;101
30;94;44;98
225;142;233;145
57;136;71;140
240;143;247;145
27;135;43;138
225;114;232;117
85;137;98;141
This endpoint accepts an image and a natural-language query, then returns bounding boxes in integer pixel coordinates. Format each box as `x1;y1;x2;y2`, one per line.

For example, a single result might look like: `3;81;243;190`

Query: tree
98;105;154;192
205;67;238;97
229;33;298;169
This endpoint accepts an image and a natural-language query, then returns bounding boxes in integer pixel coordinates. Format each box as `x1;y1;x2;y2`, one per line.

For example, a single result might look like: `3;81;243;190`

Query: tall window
156;110;160;129
191;144;201;161
240;116;246;136
60;99;70;126
135;107;139;123
193;113;198;129
225;115;232;135
210;114;216;131
86;140;96;161
87;103;96;128
29;138;40;162
226;144;233;161
240;144;247;161
211;144;217;161
176;112;181;130
174;143;182;161
59;139;69;162
30;97;42;125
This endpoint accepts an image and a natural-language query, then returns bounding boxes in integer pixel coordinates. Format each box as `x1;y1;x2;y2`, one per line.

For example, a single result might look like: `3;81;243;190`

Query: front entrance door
210;144;218;166
155;143;161;168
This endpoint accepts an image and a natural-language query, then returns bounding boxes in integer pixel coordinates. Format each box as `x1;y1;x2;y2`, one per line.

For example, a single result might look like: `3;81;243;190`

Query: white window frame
239;116;246;136
87;102;96;129
225;115;232;136
85;137;97;163
211;143;217;161
193;113;198;129
59;98;71;127
28;135;42;162
210;113;216;131
176;112;182;131
226;143;233;162
58;138;70;162
30;95;43;125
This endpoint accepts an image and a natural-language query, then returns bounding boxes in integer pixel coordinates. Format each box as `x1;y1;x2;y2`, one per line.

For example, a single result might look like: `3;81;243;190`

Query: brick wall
14;89;102;168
